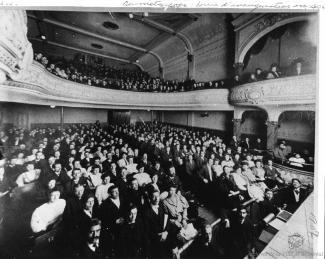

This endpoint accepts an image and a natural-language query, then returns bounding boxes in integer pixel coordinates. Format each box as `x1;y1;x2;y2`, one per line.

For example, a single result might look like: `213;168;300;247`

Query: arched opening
240;20;317;81
240;110;268;149
277;111;315;155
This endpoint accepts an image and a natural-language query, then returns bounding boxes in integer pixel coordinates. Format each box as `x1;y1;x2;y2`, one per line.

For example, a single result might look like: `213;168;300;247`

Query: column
233;118;242;140
187;53;195;80
60;106;64;129
159;66;164;79
266;121;279;151
233;62;244;76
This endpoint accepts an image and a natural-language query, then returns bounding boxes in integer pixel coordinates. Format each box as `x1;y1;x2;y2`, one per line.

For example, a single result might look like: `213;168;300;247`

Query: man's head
83;194;95;211
168;166;176;177
168;184;177;197
86;218;101;245
265;189;274;201
49;188;60;203
239;207;248;220
108;185;119;199
150;190;160;205
74;184;85;200
101;174;110;184
54;163;62;173
127;205;138;224
131;178;139;190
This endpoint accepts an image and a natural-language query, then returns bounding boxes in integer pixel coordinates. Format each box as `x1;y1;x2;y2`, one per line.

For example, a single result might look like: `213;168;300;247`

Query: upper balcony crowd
33;53;311;93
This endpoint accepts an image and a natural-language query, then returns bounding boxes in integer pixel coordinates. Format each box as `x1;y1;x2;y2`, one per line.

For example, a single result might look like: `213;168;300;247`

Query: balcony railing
229;75;316;107
0;62;233;111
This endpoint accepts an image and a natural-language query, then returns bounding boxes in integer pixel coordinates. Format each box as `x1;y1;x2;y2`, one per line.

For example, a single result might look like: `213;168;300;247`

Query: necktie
295;189;300;195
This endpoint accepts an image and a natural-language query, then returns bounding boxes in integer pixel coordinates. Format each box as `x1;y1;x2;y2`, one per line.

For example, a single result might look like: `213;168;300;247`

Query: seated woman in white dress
241;162;267;201
16;163;41;187
30;188;66;233
88;165;102;189
288;153;305;168
95;173;113;205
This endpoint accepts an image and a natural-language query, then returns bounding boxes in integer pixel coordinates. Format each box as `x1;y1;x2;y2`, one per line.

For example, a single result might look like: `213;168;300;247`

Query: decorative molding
0;10;33;83
0;61;233;111
234;13;314;63
229;75;316;108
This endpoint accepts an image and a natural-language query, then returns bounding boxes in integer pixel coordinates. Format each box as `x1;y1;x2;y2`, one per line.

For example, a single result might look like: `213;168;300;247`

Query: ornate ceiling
27;11;201;70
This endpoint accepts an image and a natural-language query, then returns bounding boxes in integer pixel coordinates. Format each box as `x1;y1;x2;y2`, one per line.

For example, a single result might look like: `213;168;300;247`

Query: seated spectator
282;178;308;213
78;218;103;258
273;141;291;162
15;163;41;187
162;184;189;229
30;188;66;233
259;189;281;219
229;207;255;259
212;158;223;177
288;57;307;76
252;160;266;182
116;205;144;258
126;156;138;174
232;74;241;86
288;153;305;168
134;164;151;187
269;63;281;78
255;68;264;80
264;159;284;188
88;165;102;189
248;73;257;83
95;173;113;205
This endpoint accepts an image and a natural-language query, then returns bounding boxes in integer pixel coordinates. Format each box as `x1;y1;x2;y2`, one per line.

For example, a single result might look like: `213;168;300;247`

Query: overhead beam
137;17;194;53
30;37;144;71
27;14;163;69
129;15;196;79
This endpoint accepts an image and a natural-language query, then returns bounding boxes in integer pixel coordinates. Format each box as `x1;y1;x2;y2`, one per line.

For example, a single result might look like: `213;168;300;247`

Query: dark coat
282;187;308;213
143;204;170;258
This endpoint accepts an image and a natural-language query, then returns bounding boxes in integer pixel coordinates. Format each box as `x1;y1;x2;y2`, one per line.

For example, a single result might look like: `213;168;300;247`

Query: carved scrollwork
254;13;292;33
3;62;233;110
230;75;316;107
0;10;33;83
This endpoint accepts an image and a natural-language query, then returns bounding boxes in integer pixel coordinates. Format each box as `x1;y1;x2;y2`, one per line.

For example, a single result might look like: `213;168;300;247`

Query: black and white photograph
0;1;323;258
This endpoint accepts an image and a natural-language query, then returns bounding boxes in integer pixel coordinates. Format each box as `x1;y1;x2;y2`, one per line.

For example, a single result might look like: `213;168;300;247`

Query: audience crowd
33;53;311;93
0;121;312;258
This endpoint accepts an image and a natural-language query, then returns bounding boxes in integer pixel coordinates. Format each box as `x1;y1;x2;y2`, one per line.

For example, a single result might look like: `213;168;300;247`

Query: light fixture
50;105;56;108
41;35;46;40
144;12;148;17
129;13;134;19
136;60;139;63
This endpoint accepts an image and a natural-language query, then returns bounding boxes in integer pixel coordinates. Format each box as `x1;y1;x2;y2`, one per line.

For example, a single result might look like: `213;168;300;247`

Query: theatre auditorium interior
0;10;318;259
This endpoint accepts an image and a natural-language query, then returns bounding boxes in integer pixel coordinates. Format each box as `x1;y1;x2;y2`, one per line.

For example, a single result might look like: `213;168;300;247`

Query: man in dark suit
197;158;215;206
116;205;144;258
143;190;171;258
185;154;196;191
79;218;104;258
259;189;280;219
230;207;255;259
282;178;308;213
99;185;126;256
62;183;86;255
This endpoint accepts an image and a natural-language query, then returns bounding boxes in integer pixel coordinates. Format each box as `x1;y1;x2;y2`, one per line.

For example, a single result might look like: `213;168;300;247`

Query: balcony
229;75;316;108
0;62;233;111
